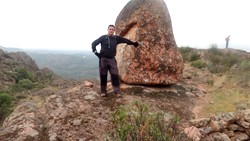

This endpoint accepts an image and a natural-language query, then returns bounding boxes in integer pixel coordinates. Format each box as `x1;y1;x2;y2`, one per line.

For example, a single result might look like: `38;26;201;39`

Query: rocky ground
0;62;209;141
1;48;249;140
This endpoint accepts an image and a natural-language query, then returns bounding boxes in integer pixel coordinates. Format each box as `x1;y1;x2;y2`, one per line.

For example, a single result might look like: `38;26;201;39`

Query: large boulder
115;0;184;85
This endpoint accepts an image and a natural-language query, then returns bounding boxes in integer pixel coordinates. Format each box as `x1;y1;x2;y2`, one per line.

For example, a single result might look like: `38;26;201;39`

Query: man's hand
133;42;139;47
94;52;101;58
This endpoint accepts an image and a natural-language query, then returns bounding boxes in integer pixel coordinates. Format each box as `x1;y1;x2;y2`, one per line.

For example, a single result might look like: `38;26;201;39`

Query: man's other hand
94;52;101;58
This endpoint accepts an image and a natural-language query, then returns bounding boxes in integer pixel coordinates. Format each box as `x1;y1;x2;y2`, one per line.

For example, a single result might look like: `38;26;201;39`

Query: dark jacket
92;35;135;58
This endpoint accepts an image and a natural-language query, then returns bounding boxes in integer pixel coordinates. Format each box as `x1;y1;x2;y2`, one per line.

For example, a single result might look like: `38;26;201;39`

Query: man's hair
108;24;115;28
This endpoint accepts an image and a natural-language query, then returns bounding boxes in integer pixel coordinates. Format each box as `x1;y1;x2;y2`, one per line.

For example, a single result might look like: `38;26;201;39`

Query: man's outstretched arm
116;36;139;47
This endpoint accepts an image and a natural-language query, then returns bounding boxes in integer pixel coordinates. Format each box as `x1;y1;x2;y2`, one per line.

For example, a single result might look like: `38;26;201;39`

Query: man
92;24;138;97
225;35;230;48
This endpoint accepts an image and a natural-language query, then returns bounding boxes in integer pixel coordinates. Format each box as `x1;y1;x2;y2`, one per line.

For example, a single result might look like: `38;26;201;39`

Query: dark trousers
99;57;121;94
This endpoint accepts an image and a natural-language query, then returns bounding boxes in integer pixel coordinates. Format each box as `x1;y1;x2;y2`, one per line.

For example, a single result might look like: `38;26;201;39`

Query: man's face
108;26;115;36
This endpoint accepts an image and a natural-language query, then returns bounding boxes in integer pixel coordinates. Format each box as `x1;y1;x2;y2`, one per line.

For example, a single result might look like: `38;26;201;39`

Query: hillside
1;47;100;80
179;47;250;116
0;47;250;140
26;51;99;80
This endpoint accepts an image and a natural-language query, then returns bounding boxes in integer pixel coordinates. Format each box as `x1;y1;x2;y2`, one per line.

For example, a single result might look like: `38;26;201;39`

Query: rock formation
0;102;46;141
0;49;39;89
185;108;250;141
115;0;184;85
8;51;39;72
0;82;197;141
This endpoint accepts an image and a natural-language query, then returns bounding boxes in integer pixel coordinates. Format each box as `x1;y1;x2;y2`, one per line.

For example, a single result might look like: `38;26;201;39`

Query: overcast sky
0;0;249;52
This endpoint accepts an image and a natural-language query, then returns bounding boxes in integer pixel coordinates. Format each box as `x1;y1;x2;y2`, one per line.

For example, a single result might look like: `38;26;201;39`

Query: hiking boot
100;93;107;97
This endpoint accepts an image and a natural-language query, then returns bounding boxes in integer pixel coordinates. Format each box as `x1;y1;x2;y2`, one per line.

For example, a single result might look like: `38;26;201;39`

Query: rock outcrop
0;49;40;89
0;102;46;141
115;0;184;85
0;82;196;141
185;108;250;141
8;51;39;72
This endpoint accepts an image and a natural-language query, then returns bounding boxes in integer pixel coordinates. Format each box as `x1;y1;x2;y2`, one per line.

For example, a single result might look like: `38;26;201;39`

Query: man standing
92;24;138;97
225;35;230;48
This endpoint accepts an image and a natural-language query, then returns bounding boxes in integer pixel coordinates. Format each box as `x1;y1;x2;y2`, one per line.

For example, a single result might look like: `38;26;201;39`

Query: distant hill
25;50;99;80
0;46;23;52
0;46;100;80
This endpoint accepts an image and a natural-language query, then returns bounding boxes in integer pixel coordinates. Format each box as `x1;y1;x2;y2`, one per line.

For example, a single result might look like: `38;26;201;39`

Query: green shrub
178;47;192;54
205;46;240;73
179;47;192;62
107;100;187;141
0;93;13;123
189;52;200;62
207;45;221;55
179;47;200;62
230;60;250;88
191;60;206;69
239;60;250;71
11;79;35;92
222;53;240;68
14;67;34;83
207;63;227;74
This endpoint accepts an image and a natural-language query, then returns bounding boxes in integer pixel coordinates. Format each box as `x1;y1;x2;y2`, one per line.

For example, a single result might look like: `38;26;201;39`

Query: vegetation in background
106;100;188;141
0;67;54;126
178;47;200;62
229;60;250;88
179;46;206;69
179;45;241;73
0;93;13;124
11;79;35;92
205;45;240;73
13;67;34;83
27;52;99;80
10;67;53;92
179;45;250;117
190;60;207;69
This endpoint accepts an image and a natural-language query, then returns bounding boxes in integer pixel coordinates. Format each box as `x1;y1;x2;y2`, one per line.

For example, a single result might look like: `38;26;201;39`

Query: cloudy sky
0;0;249;52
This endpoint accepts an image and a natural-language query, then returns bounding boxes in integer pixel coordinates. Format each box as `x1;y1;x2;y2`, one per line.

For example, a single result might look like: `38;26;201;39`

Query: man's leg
100;58;108;95
109;58;121;95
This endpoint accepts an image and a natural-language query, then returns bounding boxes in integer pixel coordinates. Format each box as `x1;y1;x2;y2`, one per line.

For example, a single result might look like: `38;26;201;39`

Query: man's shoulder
100;35;107;38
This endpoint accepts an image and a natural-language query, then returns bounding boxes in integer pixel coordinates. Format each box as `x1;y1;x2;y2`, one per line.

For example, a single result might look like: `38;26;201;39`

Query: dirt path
192;88;211;118
182;63;214;118
190;69;227;118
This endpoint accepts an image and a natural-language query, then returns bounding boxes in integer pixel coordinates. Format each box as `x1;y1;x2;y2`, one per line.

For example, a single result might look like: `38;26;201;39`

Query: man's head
108;24;115;36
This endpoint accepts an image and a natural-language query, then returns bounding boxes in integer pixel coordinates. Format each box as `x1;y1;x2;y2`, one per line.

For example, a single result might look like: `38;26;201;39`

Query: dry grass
205;89;249;115
181;47;250;118
199;73;250;117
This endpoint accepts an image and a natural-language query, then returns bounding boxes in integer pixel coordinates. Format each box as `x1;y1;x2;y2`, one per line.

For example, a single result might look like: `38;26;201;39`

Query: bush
178;47;192;54
191;60;207;69
207;63;226;74
231;60;250;88
239;60;250;71
207;45;221;56
189;52;200;62
179;47;200;62
205;46;240;73
0;93;13;123
11;79;35;92
222;53;240;68
14;67;34;83
179;47;192;62
107;100;187;141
